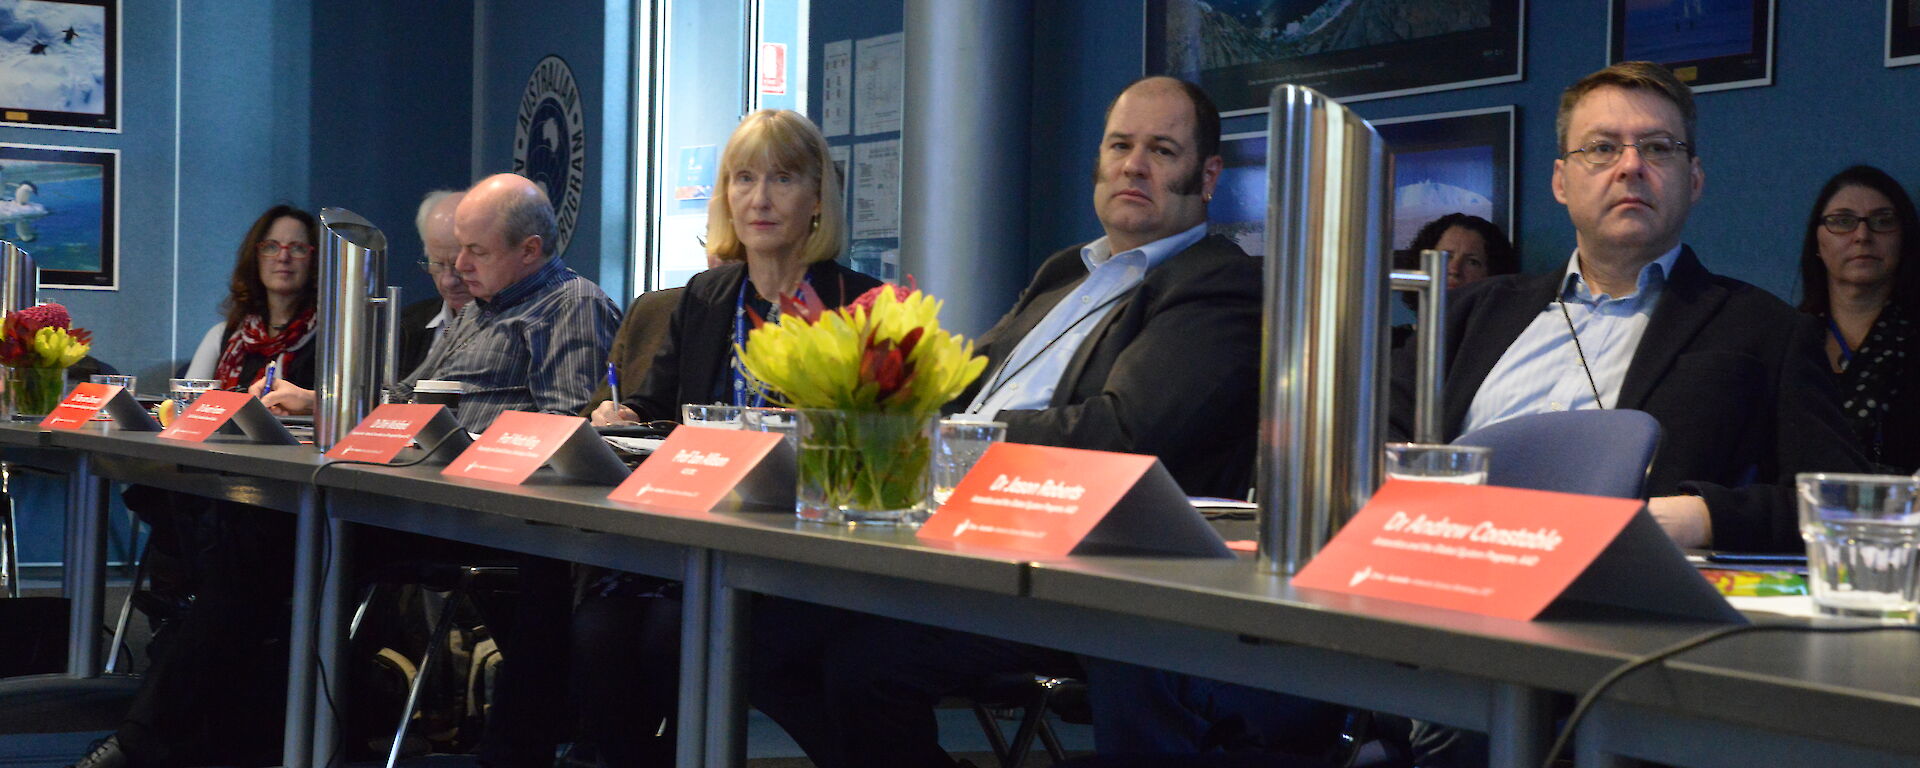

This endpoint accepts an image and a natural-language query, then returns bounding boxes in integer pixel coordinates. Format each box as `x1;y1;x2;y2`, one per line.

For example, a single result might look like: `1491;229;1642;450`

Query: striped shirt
396;257;621;432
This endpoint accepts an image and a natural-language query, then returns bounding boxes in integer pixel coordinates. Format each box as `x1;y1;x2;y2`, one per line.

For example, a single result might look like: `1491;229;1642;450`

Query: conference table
24;419;1920;768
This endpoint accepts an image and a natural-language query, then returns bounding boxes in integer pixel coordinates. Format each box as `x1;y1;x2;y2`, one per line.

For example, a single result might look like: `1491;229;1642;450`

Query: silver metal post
677;550;712;768
1257;85;1391;575
285;487;321;768
0;464;16;598
64;454;104;678
381;285;402;388
315;209;389;450
0;240;37;315
1388;249;1451;444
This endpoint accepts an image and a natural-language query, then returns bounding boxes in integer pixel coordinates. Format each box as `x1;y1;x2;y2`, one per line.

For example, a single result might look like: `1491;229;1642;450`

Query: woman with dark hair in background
183;204;321;393
1393;213;1519;348
1798;165;1920;472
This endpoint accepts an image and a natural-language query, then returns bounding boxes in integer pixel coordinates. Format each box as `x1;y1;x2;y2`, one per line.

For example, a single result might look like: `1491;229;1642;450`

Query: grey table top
47;424;329;482
0;420;50;446
320;460;1029;595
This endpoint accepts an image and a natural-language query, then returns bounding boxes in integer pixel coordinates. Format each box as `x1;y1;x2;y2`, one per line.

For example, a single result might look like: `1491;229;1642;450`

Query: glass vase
6;366;68;419
794;408;935;525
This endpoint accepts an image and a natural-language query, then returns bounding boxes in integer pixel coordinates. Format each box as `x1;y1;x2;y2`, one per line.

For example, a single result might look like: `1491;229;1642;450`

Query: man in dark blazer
761;76;1334;768
1397;61;1866;553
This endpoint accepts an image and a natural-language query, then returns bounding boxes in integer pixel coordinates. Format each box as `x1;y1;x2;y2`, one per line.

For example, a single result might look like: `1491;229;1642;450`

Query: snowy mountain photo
0;0;112;129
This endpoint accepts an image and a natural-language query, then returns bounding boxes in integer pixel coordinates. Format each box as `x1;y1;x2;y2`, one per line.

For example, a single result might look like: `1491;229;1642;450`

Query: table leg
283;486;322;768
704;552;748;768
313;511;350;768
677;549;712;768
1573;702;1634;768
64;452;104;679
1487;683;1553;768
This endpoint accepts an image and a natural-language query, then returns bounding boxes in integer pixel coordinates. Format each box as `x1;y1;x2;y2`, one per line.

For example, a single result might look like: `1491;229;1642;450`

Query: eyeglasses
255;240;314;259
1822;211;1901;235
418;259;457;275
1562;137;1691;167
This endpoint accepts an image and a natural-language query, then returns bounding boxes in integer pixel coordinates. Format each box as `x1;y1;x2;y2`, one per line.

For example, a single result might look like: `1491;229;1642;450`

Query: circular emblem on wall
512;55;585;260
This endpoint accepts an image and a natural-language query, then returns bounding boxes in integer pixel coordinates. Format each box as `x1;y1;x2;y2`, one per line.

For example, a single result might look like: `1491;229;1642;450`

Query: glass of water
89;375;135;421
933;418;1006;506
680;403;745;429
168;378;219;414
742;406;799;444
1383;443;1491;485
1798;473;1920;622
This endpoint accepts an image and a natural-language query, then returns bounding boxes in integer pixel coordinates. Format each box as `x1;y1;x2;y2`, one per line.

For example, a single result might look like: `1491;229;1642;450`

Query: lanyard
731;274;812;407
1826;317;1855;369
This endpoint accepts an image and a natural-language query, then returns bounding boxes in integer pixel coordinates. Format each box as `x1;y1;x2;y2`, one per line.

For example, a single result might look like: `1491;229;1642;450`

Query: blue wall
818;0;1920;309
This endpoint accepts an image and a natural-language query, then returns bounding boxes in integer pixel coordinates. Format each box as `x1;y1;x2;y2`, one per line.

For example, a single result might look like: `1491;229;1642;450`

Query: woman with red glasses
1799;165;1920;472
182;204;320;391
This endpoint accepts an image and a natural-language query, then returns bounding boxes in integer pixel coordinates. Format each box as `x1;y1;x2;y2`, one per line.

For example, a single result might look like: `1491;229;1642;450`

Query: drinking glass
1798;473;1920;622
681;403;744;429
168;378;218;414
933;419;1006;506
743;407;799;444
1383;443;1490;485
89;374;135;421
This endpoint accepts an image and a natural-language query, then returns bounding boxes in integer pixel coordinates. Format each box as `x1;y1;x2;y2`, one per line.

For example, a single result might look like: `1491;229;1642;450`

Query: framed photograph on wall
1608;0;1774;93
1372;106;1515;253
1889;0;1920;67
1144;0;1525;116
0;0;119;132
0;142;118;290
1208;130;1268;258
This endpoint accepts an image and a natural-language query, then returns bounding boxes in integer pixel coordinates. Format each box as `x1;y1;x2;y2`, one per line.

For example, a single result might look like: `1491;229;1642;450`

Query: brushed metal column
315;209;389;450
0;241;36;315
1257;85;1392;574
900;0;1031;337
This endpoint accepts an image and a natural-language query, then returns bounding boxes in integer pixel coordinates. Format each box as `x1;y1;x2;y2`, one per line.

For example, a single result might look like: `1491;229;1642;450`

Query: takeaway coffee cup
412;380;463;410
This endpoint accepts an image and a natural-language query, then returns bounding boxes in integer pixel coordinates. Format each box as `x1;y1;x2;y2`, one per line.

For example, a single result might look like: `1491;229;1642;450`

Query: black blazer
958;234;1261;499
396;297;445;381
1394;247;1869;552
622;259;881;422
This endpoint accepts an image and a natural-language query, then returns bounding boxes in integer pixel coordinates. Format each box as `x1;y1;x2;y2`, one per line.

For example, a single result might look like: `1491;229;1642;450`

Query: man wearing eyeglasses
1399;60;1867;554
395;188;471;376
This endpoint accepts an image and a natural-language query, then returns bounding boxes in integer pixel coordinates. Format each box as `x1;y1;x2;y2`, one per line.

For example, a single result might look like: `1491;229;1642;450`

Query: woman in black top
183;204;320;393
594;108;880;425
1798;165;1920;472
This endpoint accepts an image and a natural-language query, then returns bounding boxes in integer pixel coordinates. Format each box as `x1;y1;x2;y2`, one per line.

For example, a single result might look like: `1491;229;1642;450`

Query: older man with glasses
395;188;473;377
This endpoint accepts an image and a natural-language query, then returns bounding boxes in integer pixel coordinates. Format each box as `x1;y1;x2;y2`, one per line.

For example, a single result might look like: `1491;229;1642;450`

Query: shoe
68;735;127;768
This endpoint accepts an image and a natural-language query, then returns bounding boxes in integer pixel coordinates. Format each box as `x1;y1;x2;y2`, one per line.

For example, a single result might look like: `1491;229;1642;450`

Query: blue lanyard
1826;317;1855;368
731;273;812;407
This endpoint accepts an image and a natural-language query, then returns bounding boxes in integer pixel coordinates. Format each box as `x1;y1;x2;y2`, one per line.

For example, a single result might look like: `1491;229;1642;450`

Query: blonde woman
594;109;879;425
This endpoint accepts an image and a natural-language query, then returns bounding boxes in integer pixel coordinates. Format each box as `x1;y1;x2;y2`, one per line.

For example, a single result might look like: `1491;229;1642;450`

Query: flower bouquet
0;303;90;418
736;284;987;524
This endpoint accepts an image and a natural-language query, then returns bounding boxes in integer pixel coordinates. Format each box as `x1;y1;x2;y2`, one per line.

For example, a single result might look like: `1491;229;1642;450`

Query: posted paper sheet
852;140;900;240
854;33;903;135
821;39;852;137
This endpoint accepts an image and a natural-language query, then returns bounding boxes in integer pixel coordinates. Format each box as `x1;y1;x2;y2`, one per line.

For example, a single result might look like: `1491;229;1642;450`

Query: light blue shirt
1462;245;1682;434
966;222;1209;418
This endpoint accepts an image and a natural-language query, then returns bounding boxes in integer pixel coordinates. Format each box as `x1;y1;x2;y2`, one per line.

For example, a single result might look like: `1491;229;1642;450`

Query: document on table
854;32;903;136
821;39;852;137
851;140;900;240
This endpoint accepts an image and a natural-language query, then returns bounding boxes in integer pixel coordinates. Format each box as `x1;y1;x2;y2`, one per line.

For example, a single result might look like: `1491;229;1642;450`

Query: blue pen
261;358;279;394
605;362;620;408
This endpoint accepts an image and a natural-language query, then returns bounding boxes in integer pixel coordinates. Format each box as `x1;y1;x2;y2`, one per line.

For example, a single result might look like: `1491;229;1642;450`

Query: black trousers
117;489;556;768
748;599;1081;768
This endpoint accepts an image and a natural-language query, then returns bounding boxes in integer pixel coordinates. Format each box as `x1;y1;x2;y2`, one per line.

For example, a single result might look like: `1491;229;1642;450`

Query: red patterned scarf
212;307;315;389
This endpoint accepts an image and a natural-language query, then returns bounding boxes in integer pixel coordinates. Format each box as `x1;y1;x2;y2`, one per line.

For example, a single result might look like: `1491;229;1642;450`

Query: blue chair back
1449;410;1661;498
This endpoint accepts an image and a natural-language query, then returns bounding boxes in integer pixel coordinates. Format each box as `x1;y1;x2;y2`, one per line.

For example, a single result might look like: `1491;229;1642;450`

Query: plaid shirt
397;257;621;432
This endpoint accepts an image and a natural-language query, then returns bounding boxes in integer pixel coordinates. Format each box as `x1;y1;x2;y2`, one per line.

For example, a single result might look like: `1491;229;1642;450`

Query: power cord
1541;622;1920;768
305;429;469;768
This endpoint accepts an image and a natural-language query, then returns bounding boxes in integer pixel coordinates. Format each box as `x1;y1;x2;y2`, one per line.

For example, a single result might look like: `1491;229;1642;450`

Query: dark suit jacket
958;234;1261;499
396;297;446;381
621;259;882;421
1394;247;1868;552
582;287;684;416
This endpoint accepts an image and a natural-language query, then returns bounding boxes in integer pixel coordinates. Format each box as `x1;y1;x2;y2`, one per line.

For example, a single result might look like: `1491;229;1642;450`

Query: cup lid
414;379;464;393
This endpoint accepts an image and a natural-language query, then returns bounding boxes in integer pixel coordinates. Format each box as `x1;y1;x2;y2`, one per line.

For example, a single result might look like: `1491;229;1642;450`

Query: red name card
442;411;629;485
918;443;1229;558
325;404;468;463
41;383;119;429
608;426;788;513
1293;480;1741;623
157;390;254;442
